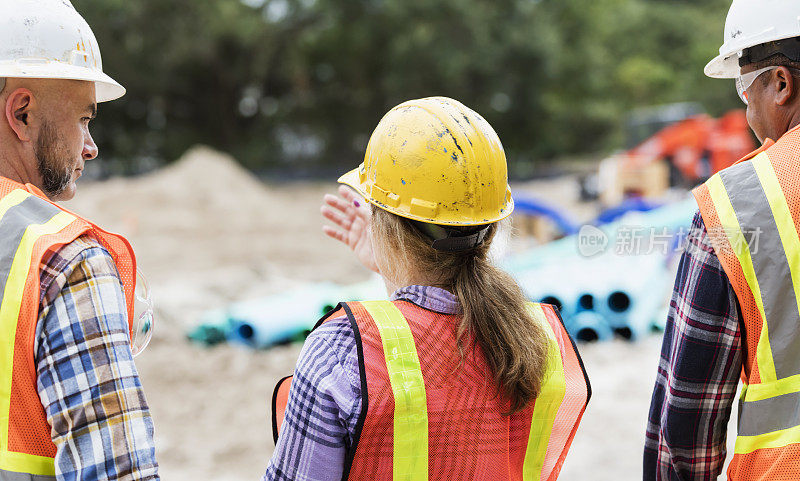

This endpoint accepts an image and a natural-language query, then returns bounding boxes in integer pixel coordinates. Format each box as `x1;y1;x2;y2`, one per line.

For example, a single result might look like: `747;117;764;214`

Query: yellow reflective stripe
707;174;777;384
0;450;56;477
745;374;800;401
742;367;800;408
0;189;35;464
752;153;800;342
360;301;427;481
522;303;566;481
735;424;800;454
0;211;74;476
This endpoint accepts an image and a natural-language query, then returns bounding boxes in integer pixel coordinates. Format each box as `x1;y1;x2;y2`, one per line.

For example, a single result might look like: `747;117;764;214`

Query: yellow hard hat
339;96;514;226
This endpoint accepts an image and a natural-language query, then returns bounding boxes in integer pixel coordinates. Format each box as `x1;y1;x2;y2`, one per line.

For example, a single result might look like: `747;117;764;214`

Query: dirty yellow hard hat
338;96;514;226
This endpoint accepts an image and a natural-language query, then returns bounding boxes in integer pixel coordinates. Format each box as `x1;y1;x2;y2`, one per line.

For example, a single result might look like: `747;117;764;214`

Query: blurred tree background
74;0;736;179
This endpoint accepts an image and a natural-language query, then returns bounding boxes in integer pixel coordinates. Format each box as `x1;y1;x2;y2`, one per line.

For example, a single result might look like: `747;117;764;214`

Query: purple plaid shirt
263;285;460;481
644;211;743;480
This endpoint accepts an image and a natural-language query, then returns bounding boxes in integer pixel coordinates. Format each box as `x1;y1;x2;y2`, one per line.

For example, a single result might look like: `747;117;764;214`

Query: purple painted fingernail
354;201;361;208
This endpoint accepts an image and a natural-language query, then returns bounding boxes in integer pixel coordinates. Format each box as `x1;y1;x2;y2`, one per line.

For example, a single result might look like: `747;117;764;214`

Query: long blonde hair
371;207;550;414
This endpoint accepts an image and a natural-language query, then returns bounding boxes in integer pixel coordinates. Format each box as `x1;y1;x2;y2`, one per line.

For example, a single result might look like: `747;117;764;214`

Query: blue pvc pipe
566;310;613;342
596;287;634;336
595;198;661;225
199;278;388;350
223;283;343;349
513;195;581;235
624;273;674;339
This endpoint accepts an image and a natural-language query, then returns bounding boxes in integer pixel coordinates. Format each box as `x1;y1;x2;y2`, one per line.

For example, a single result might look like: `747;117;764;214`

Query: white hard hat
0;0;125;102
705;0;800;79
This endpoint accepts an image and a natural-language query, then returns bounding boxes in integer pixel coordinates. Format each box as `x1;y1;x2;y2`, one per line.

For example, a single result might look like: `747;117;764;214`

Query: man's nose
83;132;98;161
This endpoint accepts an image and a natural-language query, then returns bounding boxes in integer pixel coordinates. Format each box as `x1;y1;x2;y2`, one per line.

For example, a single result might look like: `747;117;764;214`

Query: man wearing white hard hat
0;1;158;480
645;1;800;479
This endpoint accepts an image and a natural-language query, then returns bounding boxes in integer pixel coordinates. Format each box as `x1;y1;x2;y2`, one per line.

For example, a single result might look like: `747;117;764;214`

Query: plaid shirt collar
390;285;460;315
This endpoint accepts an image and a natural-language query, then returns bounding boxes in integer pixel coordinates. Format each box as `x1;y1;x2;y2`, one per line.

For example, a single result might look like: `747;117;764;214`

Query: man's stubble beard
34;120;74;199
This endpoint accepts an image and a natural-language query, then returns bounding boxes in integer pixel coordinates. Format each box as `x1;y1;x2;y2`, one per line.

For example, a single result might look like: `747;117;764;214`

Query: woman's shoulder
298;311;360;386
309;310;356;351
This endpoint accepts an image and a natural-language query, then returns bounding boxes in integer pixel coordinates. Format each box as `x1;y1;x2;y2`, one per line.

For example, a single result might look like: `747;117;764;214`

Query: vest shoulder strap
529;302;591;397
0;189;86;477
271;375;292;444
271;301;357;445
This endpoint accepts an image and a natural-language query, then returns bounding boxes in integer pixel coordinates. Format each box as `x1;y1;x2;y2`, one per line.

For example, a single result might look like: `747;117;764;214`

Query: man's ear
4;88;34;142
775;67;795;106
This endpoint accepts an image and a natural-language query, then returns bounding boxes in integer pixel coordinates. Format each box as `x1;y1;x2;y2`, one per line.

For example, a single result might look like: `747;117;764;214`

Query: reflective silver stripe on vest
738;389;800;436
719;161;800;379
0;468;56;481
0;195;61;304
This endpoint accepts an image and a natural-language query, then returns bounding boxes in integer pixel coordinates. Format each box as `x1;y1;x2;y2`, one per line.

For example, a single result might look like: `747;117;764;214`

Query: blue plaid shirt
35;236;159;480
644;212;742;480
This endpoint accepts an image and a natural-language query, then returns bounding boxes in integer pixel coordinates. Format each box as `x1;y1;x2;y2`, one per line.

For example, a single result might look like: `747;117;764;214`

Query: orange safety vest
0;178;136;480
273;300;590;480
694;123;800;480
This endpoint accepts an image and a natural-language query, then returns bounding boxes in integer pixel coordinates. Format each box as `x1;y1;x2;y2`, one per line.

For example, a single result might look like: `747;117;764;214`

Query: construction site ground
65;146;737;480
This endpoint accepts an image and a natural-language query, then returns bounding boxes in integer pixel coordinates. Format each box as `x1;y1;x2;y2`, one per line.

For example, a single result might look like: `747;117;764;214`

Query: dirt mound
66;146;367;326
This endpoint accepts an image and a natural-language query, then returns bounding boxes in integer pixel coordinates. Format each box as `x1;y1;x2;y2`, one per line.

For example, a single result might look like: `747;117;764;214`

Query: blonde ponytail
371;207;549;413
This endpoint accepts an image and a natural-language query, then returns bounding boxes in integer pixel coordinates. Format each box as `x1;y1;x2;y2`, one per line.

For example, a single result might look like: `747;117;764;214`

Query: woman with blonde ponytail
266;97;590;481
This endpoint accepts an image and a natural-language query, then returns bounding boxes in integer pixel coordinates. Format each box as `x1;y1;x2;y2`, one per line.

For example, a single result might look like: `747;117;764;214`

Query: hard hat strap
409;220;490;252
740;37;800;67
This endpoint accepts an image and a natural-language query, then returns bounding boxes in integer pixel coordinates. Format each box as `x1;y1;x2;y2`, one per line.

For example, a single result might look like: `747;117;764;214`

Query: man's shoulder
686;209;716;256
39;234;118;303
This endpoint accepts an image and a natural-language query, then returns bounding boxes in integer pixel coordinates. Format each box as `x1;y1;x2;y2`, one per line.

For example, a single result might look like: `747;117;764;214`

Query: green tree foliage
74;0;736;177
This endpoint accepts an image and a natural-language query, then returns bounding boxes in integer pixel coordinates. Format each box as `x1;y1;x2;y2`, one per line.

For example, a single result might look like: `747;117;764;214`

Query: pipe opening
237;323;255;340
576;328;599;342
614;327;633;340
608;291;631;313
578;294;595;310
540;296;563;312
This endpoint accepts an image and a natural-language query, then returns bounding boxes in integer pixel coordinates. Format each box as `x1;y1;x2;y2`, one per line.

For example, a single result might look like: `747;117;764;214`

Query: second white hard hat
706;0;800;79
0;0;125;102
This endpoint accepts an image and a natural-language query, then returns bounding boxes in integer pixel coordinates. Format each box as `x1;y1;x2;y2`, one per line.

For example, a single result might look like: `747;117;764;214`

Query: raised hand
321;185;378;273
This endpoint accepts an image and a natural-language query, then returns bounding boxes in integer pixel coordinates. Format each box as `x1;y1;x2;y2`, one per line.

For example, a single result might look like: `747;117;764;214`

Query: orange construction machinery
597;104;756;205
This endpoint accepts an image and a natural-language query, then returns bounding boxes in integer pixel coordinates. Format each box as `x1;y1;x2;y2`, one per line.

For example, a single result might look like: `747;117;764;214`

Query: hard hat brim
0;62;125;102
705;52;740;79
337;166;368;201
338;165;515;226
706;30;800;79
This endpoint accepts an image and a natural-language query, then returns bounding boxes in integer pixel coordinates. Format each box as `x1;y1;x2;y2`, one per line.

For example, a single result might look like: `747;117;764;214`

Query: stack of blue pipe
189;280;385;348
189;196;697;348
505;195;696;341
514;254;673;342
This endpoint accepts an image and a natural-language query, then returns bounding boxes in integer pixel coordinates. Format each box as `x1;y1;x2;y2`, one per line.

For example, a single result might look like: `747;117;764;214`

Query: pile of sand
66;146;368;328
